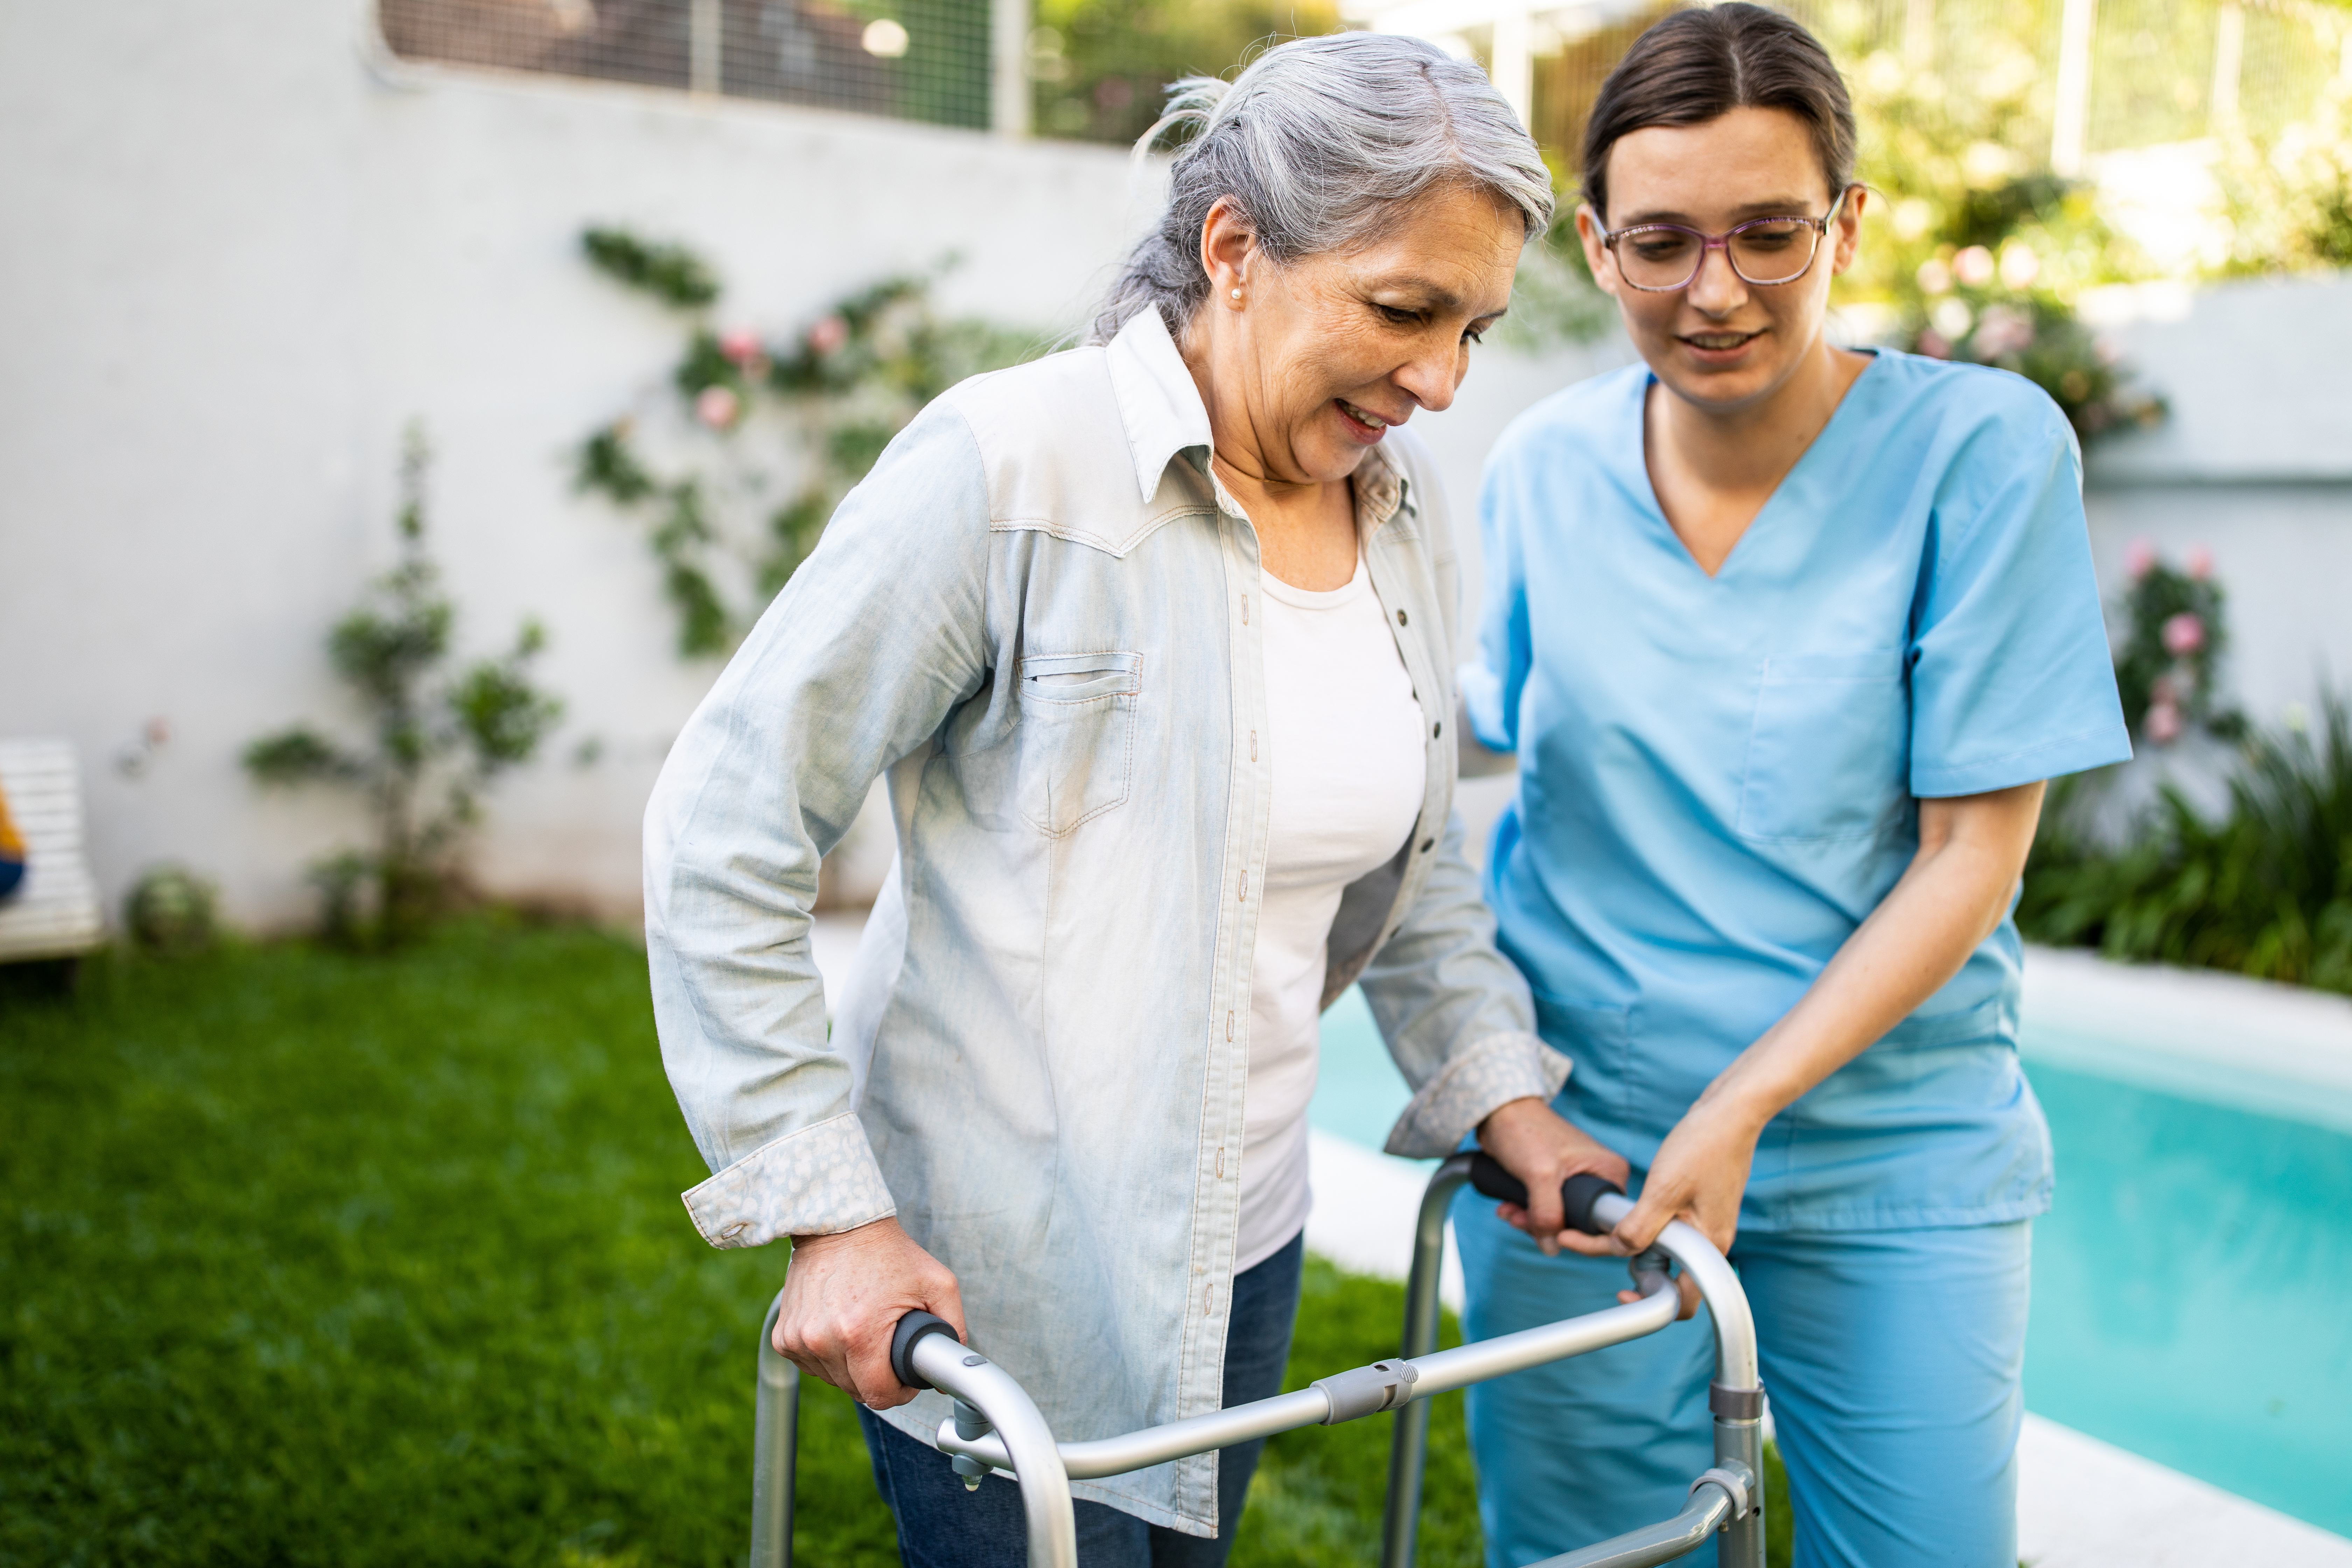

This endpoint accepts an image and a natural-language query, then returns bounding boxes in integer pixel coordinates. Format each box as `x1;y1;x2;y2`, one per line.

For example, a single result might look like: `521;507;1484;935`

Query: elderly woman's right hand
773;1217;966;1409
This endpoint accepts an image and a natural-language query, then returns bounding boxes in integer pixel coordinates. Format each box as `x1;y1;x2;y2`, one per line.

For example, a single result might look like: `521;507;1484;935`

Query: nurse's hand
772;1216;966;1409
1476;1098;1632;1258
1564;1093;1765;1321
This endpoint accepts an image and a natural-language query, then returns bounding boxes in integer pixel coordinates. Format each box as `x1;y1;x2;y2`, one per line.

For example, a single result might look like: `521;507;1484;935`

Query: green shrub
123;864;220;955
2021;696;2352;992
245;427;562;945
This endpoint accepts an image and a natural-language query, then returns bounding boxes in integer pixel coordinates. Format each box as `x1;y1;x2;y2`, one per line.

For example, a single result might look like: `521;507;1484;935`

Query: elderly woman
644;31;1619;1568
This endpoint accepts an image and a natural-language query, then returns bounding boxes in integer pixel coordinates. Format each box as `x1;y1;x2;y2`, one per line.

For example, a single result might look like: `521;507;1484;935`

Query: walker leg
1382;1153;1477;1568
1714;1413;1764;1568
752;1293;799;1568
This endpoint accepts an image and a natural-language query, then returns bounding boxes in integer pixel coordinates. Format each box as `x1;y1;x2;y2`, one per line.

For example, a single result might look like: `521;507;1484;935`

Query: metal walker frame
749;1152;1765;1568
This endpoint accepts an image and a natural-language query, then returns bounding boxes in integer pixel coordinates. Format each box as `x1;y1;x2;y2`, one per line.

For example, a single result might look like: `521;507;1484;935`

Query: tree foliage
2217;82;2352;275
244;426;563;945
1829;32;2164;441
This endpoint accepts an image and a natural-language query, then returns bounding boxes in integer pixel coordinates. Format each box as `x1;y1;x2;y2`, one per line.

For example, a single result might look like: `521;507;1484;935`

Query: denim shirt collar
1104;305;1412;535
1105;307;1213;504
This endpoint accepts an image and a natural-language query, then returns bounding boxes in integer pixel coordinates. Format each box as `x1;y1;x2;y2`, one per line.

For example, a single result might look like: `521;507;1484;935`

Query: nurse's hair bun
1088;33;1554;345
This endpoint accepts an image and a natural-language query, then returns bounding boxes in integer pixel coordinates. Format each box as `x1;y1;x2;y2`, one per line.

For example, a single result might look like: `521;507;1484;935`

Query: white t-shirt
1236;553;1428;1272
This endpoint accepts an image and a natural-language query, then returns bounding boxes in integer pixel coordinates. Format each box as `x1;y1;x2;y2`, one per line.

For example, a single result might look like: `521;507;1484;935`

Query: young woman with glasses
1455;8;2130;1565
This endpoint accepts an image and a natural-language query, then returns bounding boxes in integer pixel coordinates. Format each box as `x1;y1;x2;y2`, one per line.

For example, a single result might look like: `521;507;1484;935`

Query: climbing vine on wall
574;227;1038;657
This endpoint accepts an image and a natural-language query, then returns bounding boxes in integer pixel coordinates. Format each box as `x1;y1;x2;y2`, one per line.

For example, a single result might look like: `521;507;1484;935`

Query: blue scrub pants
1454;1197;2031;1568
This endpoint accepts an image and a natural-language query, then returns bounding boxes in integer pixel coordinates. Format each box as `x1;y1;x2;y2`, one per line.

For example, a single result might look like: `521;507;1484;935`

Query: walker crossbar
747;1152;1763;1568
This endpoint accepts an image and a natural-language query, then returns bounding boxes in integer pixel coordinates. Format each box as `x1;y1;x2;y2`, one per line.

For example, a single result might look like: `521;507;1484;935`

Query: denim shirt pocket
1736;650;1908;844
1016;651;1142;836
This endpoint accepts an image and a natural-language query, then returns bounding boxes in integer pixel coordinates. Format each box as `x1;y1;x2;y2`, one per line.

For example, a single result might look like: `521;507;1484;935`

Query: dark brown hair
1580;4;1856;223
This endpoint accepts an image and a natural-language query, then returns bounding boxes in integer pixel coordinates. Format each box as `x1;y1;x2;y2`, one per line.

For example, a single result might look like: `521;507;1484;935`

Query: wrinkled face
1199;183;1525;485
1578;106;1862;412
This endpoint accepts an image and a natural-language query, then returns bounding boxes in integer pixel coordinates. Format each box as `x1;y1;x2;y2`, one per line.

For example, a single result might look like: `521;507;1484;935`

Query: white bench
0;738;106;965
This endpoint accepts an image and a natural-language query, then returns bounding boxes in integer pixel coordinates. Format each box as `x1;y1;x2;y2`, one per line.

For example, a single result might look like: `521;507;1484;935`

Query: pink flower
1972;303;2035;358
2161;611;2206;656
2145;699;2184;744
718;328;762;366
695;385;741;429
1998;242;2041;290
2185;545;2213;580
807;315;849;356
1917;329;1952;360
1953;245;1997;287
2123;538;2156;579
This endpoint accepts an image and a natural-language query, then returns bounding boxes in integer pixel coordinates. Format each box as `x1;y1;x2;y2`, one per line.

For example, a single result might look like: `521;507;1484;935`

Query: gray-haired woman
644;31;1619;1566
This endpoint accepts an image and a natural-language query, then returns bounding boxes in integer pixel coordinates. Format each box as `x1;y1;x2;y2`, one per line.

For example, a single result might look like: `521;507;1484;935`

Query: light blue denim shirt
644;308;1566;1535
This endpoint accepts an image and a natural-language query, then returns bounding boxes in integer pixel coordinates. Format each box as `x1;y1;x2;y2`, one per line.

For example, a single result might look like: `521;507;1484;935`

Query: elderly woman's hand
1560;1092;1765;1321
1475;1098;1633;1257
773;1217;966;1408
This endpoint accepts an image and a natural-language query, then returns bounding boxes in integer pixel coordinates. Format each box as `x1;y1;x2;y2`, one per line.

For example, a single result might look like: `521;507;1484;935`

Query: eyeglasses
1595;187;1853;293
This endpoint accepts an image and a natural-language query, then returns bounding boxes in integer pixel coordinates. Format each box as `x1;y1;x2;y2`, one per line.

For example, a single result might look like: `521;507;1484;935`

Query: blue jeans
860;1230;1305;1568
1455;1196;2032;1568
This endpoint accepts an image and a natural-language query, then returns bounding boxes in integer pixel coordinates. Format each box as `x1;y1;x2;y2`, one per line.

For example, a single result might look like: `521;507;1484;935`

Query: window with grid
379;0;993;130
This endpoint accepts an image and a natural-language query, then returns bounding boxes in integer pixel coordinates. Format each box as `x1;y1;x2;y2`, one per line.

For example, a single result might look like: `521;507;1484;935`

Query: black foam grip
1560;1172;1623;1236
889;1310;961;1391
1467;1151;1529;1207
1467;1153;1625;1237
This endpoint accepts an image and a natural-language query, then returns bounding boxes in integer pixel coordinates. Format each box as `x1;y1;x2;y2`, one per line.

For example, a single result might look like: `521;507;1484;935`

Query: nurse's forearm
1701;780;2048;1130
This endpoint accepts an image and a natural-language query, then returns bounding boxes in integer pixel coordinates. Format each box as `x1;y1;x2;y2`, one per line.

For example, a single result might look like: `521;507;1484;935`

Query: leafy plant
244;426;563;946
574;229;1037;657
124;865;220;955
2021;695;2352;994
2109;539;2244;747
581;225;721;308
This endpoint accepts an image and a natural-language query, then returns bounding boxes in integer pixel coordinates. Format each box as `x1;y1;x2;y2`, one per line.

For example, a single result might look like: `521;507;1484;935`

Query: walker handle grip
889;1310;962;1392
1468;1153;1624;1237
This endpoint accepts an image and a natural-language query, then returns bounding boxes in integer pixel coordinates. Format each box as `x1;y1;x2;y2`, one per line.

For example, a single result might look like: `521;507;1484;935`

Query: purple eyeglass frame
1595;186;1855;292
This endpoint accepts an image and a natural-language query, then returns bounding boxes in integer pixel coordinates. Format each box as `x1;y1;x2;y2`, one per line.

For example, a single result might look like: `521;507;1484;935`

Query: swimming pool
1308;978;2352;1537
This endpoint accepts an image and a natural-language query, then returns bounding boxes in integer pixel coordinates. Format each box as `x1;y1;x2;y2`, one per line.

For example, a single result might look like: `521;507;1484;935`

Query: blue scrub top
1464;351;2132;1232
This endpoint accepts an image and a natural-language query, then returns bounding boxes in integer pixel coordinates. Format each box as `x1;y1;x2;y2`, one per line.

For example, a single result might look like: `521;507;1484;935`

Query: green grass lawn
1;922;1786;1566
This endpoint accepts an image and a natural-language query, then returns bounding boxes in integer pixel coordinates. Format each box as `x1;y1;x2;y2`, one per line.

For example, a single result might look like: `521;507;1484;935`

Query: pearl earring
1230;288;1242;302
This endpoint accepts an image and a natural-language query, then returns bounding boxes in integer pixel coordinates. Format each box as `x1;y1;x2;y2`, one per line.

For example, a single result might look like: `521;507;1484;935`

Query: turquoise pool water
1309;989;2352;1536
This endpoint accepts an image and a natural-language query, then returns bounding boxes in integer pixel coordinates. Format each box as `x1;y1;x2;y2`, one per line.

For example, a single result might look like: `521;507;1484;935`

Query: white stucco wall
0;0;1152;928
2083;273;2352;735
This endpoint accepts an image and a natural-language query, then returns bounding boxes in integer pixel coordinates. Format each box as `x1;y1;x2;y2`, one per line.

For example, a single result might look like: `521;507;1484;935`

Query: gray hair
1089;33;1555;345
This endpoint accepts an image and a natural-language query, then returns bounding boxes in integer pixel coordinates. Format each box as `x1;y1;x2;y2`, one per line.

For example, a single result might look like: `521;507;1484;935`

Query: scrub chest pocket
1737;651;1909;844
1016;651;1142;836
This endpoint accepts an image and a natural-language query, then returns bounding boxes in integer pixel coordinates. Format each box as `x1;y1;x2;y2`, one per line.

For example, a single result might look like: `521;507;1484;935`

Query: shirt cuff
680;1111;898;1249
1382;1031;1572;1159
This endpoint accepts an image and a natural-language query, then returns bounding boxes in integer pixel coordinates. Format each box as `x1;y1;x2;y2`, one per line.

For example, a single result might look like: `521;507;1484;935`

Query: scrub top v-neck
1463;350;2132;1232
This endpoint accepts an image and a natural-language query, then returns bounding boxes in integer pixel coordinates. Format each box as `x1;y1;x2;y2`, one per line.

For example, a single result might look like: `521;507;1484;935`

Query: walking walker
747;1154;1765;1568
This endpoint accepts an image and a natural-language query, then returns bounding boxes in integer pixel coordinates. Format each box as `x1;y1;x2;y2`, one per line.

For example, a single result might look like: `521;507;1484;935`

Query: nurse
1455;7;2131;1567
